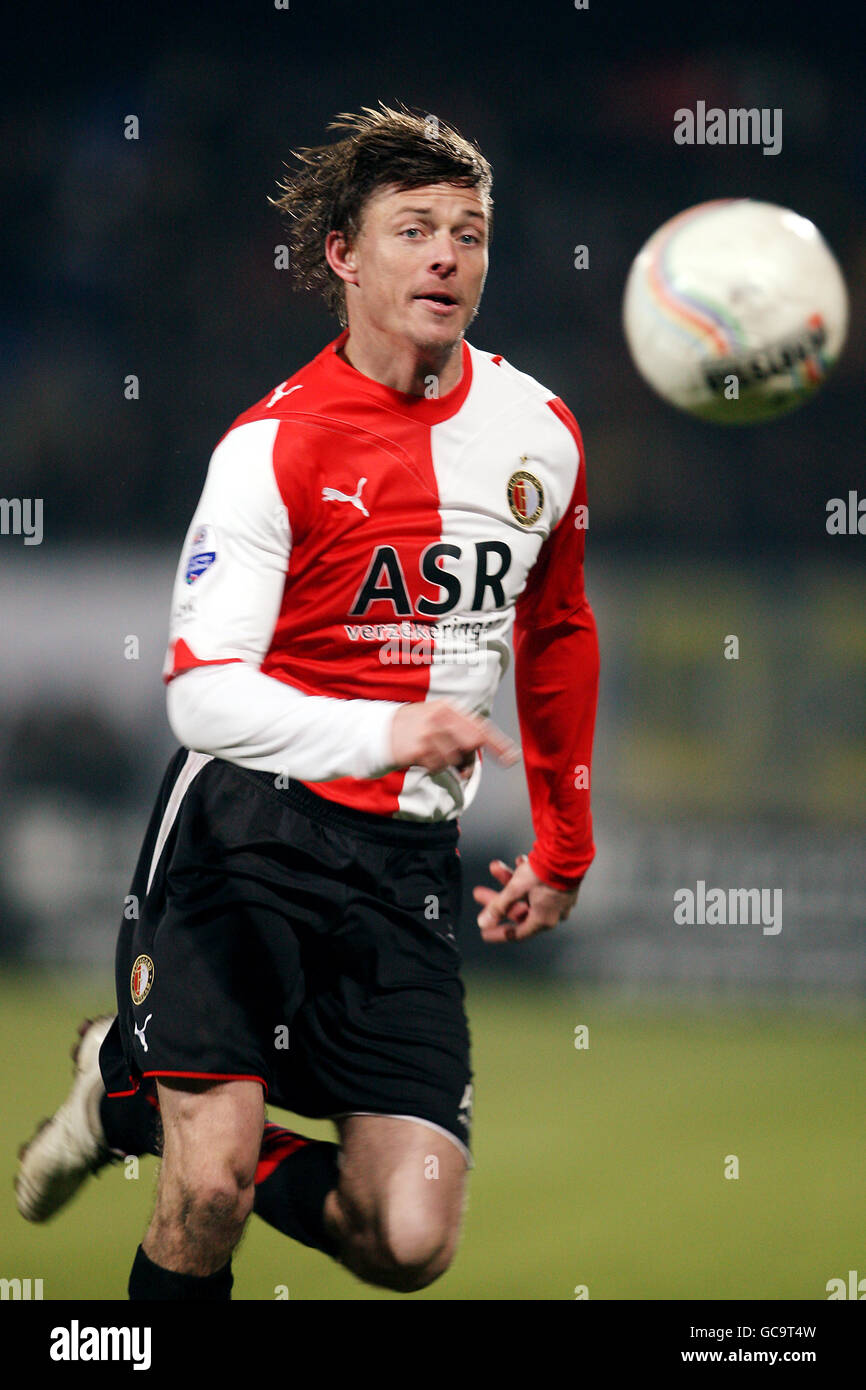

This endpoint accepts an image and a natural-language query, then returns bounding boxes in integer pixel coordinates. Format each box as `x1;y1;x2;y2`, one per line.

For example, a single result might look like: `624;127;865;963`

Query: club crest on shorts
507;465;544;526
184;523;217;585
130;954;155;1005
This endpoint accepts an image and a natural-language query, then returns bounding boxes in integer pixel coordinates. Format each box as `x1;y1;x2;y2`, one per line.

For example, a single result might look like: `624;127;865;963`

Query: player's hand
389;700;520;778
473;854;580;943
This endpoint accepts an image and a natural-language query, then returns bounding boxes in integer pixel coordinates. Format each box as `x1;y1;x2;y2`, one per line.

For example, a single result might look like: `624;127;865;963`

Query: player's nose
427;232;458;272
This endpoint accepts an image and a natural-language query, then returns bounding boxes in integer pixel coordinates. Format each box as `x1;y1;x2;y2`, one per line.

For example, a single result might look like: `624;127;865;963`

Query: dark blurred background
1;0;864;991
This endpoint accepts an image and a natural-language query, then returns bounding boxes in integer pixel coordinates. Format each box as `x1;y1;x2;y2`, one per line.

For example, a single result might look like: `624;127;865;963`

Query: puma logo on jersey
134;1014;153;1053
265;382;304;409
322;478;369;517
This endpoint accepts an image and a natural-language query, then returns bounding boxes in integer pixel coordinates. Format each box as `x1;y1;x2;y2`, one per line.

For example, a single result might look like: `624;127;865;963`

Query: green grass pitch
2;971;863;1300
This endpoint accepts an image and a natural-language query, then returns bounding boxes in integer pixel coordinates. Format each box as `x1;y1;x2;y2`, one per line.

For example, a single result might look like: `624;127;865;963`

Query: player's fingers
447;708;520;768
416;706;519;772
480;909;549;944
476;874;531;932
477;720;521;767
475;889;528;922
481;919;543;944
484;856;532;886
427;728;476;773
391;702;520;772
472;884;530;922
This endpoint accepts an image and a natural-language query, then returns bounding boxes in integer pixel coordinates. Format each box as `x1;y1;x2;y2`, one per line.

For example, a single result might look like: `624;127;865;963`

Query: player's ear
325;230;359;284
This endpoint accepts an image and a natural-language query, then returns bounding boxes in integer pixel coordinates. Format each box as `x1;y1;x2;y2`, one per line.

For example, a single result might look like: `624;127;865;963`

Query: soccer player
16;105;599;1300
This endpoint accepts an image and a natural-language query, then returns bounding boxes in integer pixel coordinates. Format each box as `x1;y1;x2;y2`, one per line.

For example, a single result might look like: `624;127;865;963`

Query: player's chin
409;301;470;349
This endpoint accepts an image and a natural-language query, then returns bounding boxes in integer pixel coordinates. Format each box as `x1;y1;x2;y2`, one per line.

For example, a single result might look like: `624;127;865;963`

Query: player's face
346;182;489;354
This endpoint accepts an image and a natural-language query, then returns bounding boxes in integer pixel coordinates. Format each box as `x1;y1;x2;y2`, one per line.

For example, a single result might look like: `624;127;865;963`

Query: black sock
253;1124;341;1258
100;1088;162;1157
128;1244;233;1301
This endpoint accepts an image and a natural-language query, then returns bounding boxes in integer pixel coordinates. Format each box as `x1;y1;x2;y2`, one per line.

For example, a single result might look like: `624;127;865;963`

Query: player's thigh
335;1113;468;1255
156;1077;265;1194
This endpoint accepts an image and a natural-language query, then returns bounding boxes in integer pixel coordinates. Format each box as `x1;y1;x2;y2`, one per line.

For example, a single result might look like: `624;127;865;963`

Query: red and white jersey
164;328;599;888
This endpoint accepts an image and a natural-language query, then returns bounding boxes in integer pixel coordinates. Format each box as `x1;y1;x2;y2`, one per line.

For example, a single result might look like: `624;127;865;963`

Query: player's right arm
164;419;516;781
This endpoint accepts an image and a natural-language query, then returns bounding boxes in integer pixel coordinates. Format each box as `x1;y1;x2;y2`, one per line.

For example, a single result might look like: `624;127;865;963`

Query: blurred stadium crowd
3;19;863;548
1;4;863;987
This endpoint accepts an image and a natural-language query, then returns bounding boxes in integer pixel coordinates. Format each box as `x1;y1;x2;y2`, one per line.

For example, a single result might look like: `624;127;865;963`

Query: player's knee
161;1143;257;1235
374;1210;458;1292
179;1165;255;1238
333;1184;458;1291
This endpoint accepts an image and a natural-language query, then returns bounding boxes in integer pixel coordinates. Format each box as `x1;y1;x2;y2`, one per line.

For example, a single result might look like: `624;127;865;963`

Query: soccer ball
622;199;849;423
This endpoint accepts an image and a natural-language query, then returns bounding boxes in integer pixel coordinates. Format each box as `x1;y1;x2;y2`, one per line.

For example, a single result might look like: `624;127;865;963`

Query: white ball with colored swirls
622;199;849;423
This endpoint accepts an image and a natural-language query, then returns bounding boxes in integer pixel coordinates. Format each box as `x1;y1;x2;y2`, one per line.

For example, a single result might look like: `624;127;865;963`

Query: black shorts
99;748;474;1161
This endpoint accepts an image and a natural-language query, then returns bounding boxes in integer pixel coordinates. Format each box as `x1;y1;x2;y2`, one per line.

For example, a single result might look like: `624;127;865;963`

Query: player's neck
338;327;464;398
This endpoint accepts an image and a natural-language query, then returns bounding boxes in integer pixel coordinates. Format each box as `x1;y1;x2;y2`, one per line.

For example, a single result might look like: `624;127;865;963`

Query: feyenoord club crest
507;464;544;526
130;954;154;1005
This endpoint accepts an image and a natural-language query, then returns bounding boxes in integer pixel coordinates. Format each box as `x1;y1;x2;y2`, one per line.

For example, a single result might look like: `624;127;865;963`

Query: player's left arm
475;402;599;943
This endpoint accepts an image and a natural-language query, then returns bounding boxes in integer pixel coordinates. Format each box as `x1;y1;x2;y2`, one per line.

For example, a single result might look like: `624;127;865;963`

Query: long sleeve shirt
163;328;599;888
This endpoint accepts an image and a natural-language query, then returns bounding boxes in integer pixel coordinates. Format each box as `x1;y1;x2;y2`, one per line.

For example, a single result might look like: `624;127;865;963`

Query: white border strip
332;1110;473;1168
146;750;214;894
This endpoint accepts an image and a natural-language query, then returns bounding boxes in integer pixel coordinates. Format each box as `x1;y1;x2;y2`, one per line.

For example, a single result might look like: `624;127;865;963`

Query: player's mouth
413;291;460;316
